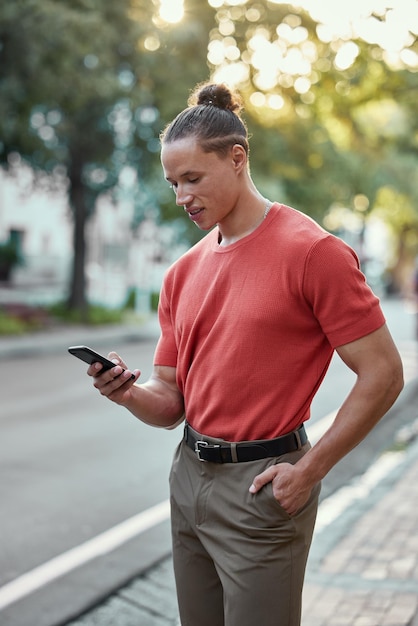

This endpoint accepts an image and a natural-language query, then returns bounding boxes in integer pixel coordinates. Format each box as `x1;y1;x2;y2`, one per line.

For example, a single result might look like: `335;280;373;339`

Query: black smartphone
68;345;118;372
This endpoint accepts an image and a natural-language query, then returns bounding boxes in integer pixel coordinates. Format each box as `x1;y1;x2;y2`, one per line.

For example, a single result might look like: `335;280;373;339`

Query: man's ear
231;144;247;172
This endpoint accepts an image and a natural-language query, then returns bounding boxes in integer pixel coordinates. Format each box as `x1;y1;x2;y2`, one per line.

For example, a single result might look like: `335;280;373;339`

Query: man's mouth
188;207;204;218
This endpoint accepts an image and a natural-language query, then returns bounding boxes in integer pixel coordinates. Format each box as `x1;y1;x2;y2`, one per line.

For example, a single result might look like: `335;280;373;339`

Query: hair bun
161;80;249;151
190;83;242;114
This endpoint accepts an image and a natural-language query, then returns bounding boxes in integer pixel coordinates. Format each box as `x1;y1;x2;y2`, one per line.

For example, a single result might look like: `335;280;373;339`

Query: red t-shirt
155;203;385;441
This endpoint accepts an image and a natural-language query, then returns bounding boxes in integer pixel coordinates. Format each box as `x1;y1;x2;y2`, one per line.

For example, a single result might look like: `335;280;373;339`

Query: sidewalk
303;419;418;626
2;308;418;626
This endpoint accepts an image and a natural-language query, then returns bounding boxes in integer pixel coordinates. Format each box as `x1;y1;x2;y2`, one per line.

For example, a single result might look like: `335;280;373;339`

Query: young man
88;82;403;626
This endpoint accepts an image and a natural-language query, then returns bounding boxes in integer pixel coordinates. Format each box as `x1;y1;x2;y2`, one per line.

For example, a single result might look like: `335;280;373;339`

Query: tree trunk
67;155;88;319
0;262;12;282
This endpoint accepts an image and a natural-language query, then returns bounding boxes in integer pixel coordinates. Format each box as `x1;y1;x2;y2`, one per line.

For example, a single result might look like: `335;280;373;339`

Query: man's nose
175;185;193;207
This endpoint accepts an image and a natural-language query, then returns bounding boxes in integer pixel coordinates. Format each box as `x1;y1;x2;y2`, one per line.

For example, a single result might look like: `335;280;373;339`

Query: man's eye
169;178;198;192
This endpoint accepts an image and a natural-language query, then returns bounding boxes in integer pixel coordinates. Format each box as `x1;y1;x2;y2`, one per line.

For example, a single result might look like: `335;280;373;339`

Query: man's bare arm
249;324;404;514
298;324;403;480
88;356;184;429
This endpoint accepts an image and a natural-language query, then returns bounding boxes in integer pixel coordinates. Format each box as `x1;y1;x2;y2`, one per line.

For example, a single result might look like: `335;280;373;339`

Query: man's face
161;136;243;231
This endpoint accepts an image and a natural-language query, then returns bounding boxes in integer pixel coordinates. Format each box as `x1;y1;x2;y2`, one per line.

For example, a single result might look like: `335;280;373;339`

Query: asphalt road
0;296;416;626
0;340;179;603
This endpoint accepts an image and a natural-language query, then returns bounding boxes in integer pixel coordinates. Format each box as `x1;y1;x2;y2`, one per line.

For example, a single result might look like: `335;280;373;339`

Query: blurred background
0;0;417;327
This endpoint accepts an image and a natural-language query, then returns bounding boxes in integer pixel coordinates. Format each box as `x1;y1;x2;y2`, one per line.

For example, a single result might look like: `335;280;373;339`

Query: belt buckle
194;440;220;462
195;440;208;461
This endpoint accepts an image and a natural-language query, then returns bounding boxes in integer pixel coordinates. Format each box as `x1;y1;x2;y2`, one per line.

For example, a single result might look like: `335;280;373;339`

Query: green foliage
0;0;212;311
86;305;124;325
0;304;50;334
0;0;213;190
205;0;418;281
0;310;28;335
48;301;124;325
0;301;126;334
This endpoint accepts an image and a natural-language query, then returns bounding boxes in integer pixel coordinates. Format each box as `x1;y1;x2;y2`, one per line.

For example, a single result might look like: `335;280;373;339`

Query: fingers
249;466;277;494
86;352;126;378
84;350;140;399
249;463;313;516
93;367;140;398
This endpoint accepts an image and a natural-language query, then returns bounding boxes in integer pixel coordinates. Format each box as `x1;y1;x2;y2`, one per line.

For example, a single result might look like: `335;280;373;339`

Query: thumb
249;466;277;494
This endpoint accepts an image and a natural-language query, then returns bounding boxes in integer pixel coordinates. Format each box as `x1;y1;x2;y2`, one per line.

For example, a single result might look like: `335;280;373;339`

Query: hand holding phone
68;345;135;379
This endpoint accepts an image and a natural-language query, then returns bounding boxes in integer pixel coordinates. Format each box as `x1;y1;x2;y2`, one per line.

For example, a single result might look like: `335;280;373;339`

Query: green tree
1;0;152;313
0;0;213;313
204;1;417;288
206;2;417;221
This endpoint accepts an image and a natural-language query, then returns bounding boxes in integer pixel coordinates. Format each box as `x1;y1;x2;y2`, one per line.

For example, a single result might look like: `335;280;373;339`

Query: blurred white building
0;168;186;309
0;168;73;303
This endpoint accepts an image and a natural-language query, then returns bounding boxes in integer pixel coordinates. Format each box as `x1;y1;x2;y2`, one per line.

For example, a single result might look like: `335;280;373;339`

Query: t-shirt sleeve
304;234;386;348
154;278;178;367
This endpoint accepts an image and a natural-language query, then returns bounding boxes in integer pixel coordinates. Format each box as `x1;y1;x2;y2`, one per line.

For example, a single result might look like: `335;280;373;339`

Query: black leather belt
184;423;308;463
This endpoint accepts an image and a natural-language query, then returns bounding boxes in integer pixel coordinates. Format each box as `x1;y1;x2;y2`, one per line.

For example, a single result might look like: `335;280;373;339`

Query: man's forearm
121;377;185;429
297;367;404;486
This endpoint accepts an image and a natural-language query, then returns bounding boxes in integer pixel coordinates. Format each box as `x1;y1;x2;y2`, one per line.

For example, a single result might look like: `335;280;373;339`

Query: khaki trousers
169;439;320;626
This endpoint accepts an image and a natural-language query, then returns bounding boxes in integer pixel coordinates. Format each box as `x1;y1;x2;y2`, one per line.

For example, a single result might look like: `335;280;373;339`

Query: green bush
0;311;28;335
48;302;124;325
0;304;50;334
87;305;123;324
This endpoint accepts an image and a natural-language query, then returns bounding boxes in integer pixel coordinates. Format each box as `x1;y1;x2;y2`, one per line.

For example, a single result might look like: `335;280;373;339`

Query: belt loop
294;427;302;450
230;442;238;463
